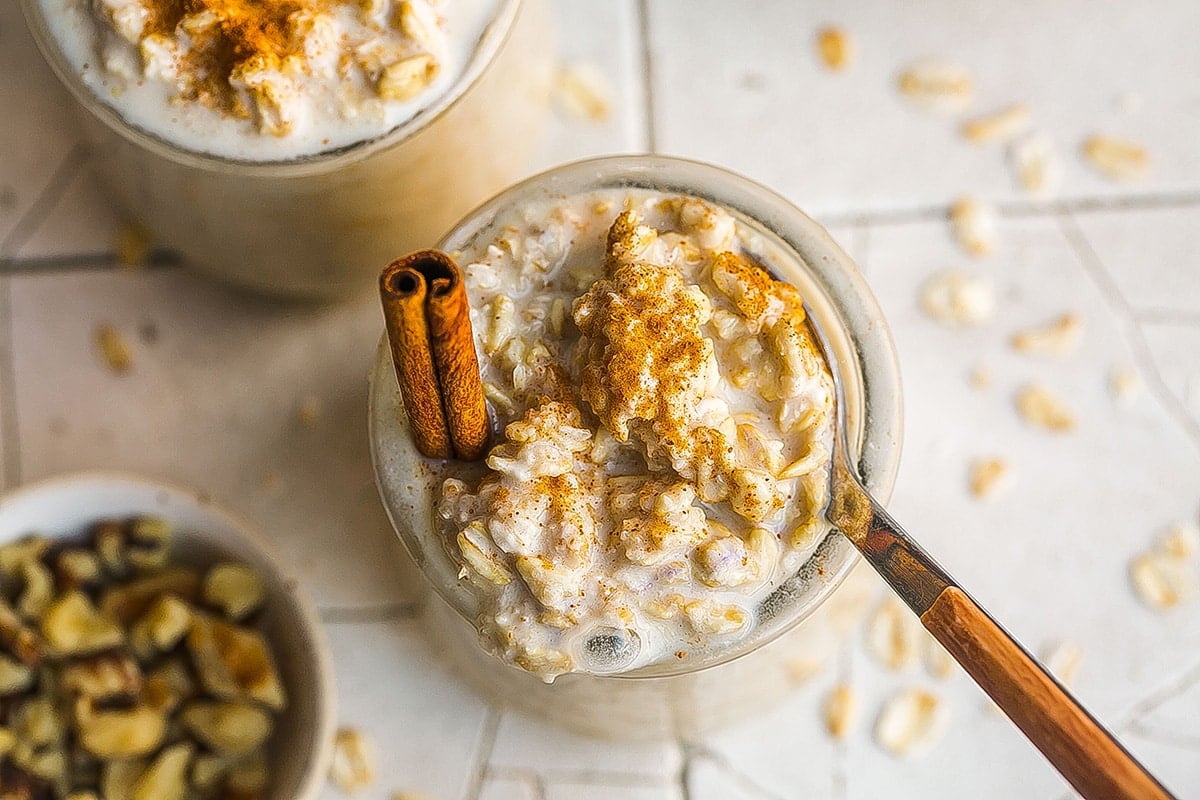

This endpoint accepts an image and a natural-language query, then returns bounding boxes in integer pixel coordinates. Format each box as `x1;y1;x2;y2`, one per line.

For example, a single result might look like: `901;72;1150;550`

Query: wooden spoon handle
922;586;1173;800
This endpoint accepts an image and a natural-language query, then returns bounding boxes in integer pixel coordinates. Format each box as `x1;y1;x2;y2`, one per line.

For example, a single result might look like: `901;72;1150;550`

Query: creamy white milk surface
405;190;837;681
39;0;501;160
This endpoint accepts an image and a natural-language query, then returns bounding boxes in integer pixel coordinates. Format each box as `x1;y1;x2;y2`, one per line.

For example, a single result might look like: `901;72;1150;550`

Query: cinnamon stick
379;250;490;460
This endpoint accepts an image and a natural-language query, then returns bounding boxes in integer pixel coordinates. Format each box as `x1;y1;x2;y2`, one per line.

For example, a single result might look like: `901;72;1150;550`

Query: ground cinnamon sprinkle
143;0;308;112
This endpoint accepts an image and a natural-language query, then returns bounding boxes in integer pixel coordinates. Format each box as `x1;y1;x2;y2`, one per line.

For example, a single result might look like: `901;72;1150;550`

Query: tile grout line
818;189;1200;229
831;640;852;800
1055;210;1200;459
463;707;503;800
0;276;15;491
634;0;657;153
0;144;89;491
0;144;89;257
1124;720;1200;751
1132;307;1200;328
317;600;423;624
9;189;1200;277
1116;658;1200;728
481;766;546;800
682;743;790;800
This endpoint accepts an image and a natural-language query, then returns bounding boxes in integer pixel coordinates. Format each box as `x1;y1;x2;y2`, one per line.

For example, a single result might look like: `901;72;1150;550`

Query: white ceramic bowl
0;472;336;800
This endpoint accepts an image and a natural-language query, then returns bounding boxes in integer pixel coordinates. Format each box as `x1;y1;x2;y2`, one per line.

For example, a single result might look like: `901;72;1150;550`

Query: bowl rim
370;153;905;679
0;469;337;800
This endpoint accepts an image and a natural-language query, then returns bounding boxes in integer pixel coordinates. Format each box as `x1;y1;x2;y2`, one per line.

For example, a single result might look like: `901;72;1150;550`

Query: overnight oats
22;0;553;297
371;156;903;736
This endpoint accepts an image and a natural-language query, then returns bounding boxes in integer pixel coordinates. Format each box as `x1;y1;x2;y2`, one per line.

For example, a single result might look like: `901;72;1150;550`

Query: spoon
804;311;1175;800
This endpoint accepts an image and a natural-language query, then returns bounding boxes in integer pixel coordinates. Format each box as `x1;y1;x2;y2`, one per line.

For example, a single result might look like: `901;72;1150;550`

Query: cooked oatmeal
40;0;500;159
434;191;836;680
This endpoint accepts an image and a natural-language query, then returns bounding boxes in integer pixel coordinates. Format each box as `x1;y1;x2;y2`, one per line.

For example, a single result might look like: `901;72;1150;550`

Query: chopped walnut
0;516;284;795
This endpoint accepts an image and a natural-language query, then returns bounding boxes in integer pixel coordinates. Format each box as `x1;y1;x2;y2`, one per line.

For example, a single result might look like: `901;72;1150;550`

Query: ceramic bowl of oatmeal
0;472;335;798
19;0;554;298
369;155;903;737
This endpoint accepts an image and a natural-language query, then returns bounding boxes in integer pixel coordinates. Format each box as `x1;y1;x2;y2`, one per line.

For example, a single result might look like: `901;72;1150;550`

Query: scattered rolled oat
816;26;853;71
823;684;859;740
1108;367;1141;403
968;365;993;390
1010;132;1063;198
1161;523;1200;560
1015;383;1076;432
918;270;995;327
1010;313;1084;357
922;632;955;680
786;657;824;686
298;396;323;429
961;103;1031;144
865;598;919;671
1129;551;1193;610
968;457;1012;501
1129;524;1199;610
330;727;376;794
897;60;974;113
95;324;133;374
1082;135;1150;182
554;63;613;123
874;688;949;757
902;60;974;113
948;196;997;257
116;225;152;269
1042;641;1083;689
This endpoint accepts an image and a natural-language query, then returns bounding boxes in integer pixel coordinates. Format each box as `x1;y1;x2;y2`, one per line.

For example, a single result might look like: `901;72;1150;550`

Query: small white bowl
0;471;336;800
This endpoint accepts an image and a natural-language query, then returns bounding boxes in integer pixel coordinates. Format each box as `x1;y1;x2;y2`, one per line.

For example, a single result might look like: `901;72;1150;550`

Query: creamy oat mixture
437;190;836;680
40;0;499;159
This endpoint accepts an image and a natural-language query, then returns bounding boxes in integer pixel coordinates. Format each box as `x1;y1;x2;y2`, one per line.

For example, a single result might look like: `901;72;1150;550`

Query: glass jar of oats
369;155;903;738
20;0;553;298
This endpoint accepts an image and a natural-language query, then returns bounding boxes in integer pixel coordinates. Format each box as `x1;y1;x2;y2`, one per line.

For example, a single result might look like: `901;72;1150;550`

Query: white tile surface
542;782;682;800
646;0;1200;217
8;267;419;610
1120;732;1200;800
14;159;121;260
863;215;1200;722
2;2;1199;799
0;0;82;253
478;775;540;800
489;710;682;781
1141;322;1200;431
688;662;839;799
1071;206;1200;313
318;618;493;800
685;756;771;800
528;0;649;174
